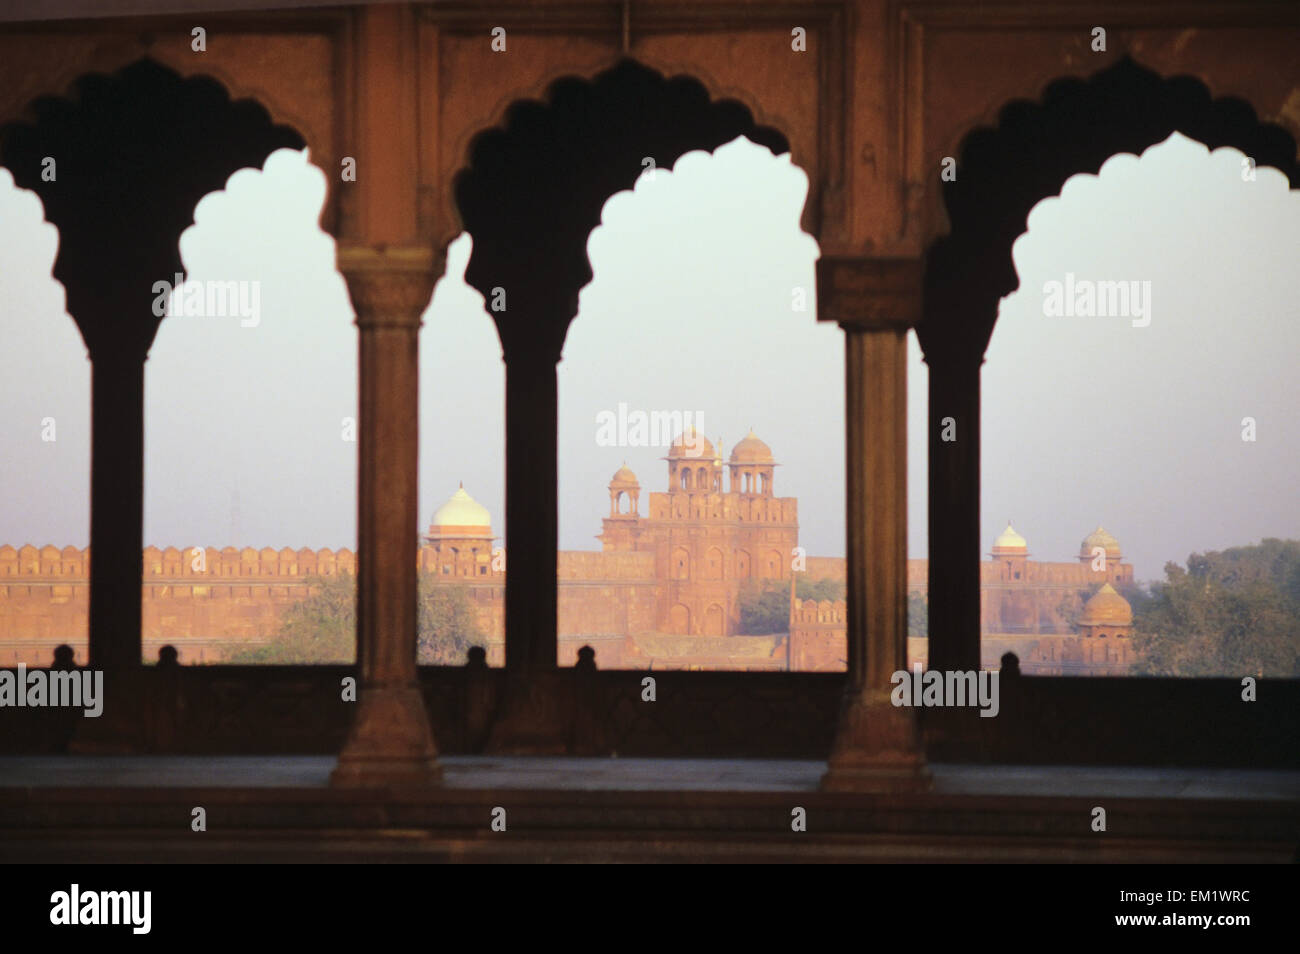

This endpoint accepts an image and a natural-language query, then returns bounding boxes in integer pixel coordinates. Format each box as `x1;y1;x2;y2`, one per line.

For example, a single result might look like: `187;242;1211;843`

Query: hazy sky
0;132;1296;581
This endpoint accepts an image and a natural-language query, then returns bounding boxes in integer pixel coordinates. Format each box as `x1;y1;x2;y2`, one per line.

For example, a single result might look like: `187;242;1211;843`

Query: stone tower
602;427;798;637
991;523;1029;582
728;428;777;496
422;484;496;578
1079;525;1133;584
599;464;645;551
989;522;1036;633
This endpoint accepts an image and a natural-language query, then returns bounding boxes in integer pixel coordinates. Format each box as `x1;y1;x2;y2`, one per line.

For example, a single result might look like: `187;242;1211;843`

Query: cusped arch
0;57;306;354
920;56;1300;356
0;31;333;189
452;57;791;358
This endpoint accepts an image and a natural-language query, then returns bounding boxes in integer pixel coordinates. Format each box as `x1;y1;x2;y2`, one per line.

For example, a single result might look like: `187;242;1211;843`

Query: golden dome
1081;525;1122;559
1080;582;1132;626
430;485;491;529
610;463;639;486
992;523;1028;552
730;429;774;464
668;429;714;460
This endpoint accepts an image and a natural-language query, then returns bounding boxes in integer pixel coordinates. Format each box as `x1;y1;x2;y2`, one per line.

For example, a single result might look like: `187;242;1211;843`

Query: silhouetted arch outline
0;57;305;356
920;56;1300;358
453;57;790;359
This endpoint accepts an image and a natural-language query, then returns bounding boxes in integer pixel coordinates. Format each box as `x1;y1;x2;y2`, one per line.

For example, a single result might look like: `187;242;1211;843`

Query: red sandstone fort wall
789;598;848;671
0;544;661;667
980;558;1133;586
799;557;928;593
0;543;1136;673
802;556;845;581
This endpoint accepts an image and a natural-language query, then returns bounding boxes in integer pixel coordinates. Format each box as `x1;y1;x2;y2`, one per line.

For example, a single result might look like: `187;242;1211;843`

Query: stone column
332;245;441;787
87;347;147;671
816;258;929;792
924;347;983;672
484;345;567;753
70;343;149;753
502;350;559;673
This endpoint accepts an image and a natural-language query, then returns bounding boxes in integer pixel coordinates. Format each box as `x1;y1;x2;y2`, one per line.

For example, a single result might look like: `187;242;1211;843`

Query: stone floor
2;757;1296;861
1;755;1298;798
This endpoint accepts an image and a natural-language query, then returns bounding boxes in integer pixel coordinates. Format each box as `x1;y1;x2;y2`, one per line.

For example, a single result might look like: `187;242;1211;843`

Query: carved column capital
337;244;441;329
817;256;923;330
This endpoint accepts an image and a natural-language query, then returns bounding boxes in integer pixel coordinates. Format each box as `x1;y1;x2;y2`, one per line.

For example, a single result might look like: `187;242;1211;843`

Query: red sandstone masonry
0;544;660;667
0;543;1135;672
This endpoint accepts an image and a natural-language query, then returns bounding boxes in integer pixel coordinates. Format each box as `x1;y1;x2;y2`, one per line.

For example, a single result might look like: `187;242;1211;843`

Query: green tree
222;572;486;665
795;576;846;602
1131;539;1300;677
737;578;792;635
222;573;355;664
907;591;928;637
1054;588;1091;632
1115;579;1155;617
416;572;486;665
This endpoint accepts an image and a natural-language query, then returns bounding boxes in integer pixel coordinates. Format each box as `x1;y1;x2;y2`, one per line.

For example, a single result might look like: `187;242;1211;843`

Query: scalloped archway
0;56;306;670
918;55;1300;674
448;57;793;680
922;56;1299;355
454;57;790;358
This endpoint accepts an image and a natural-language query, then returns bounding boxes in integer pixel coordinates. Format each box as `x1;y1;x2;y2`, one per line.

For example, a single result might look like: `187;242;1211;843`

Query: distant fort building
597;428;799;638
422;483;497;578
0;432;1134;673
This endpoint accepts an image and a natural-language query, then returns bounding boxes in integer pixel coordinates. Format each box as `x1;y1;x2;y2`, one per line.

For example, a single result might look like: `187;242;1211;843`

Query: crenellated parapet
142;545;358;579
791;598;849;625
0;544;86;577
0;545;359;580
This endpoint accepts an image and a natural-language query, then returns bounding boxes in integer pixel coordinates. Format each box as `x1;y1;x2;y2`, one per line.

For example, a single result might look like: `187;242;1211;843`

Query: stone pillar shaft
845;327;909;693
483;350;566;753
332;246;440;787
822;326;927;790
356;317;419;683
503;354;558;671
815;256;928;792
925;351;982;672
88;350;146;670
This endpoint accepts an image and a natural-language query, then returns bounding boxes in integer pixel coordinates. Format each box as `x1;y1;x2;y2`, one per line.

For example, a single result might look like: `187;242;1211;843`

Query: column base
331;684;441;787
821;688;931;793
485;672;570;755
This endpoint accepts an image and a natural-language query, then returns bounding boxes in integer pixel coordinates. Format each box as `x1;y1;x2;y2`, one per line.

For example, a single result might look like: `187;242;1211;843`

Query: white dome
430;485;491;529
992;523;1028;551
